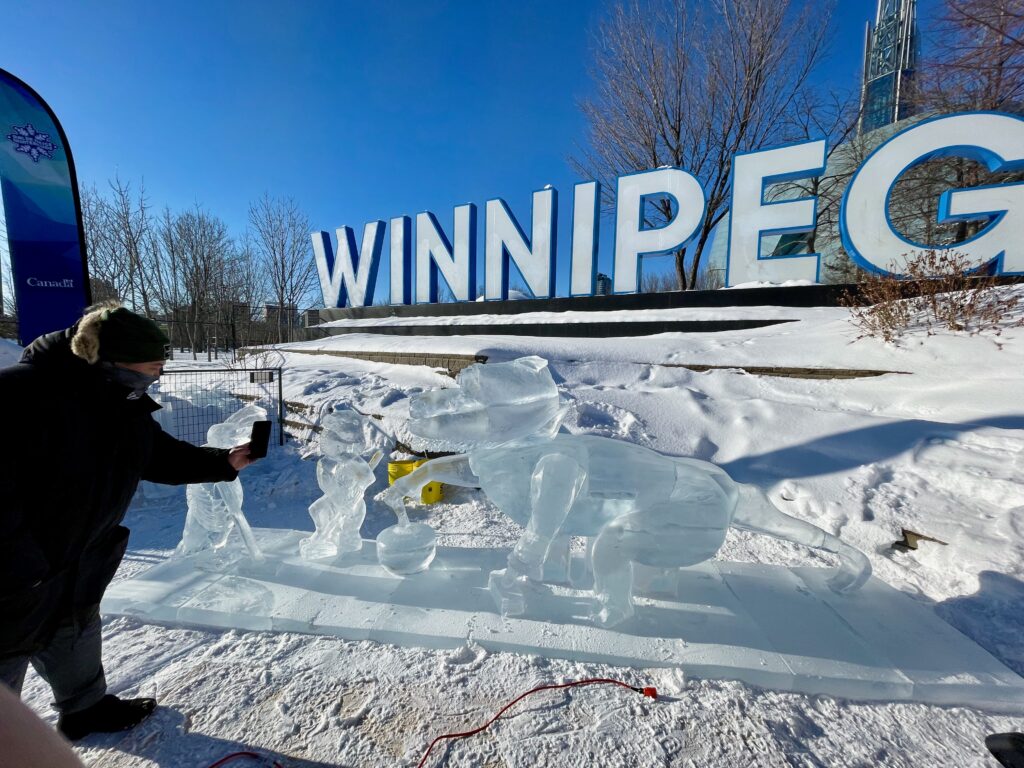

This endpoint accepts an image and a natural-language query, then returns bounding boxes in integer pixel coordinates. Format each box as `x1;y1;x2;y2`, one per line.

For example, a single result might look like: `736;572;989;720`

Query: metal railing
151;367;285;449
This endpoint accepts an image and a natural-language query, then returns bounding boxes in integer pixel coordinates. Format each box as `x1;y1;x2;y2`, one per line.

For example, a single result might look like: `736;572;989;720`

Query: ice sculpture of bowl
376;522;437;576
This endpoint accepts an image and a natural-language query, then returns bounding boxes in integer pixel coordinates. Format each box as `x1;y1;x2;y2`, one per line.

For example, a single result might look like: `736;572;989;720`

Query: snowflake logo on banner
6;123;57;162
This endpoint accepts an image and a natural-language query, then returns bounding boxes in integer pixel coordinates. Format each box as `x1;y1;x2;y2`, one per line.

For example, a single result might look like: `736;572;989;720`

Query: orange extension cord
417;677;658;768
204;678;657;768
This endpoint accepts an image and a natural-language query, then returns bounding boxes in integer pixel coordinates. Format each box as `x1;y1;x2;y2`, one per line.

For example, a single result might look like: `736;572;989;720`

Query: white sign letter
484;188;557;300
726;140;826;286
841;112;1024;275
415;205;477;303
570;181;600;296
613;169;704;294
390;215;412;305
311;221;385;308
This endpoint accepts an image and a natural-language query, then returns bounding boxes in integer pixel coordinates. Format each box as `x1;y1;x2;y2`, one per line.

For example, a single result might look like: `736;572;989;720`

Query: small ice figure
178;405;267;561
382;356;872;627
299;409;384;561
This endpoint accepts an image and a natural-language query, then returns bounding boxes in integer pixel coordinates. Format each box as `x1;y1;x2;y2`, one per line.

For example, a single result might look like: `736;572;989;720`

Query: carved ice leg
590;518;636;627
591;494;731;628
509;453;586;580
568;536;597;589
732;484;871;592
219;479;263;561
542;533;572;583
490;453;586;617
336;499;366;554
180;484;233;555
300;497;342;560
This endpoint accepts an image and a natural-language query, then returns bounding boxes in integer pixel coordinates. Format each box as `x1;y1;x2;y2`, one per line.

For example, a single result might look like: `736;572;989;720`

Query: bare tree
248;194;314;342
0;266;13;317
222;236;268;348
914;0;1024;113
573;0;834;289
80;184;121;302
106;177;156;315
80;179;162;312
696;265;727;290
951;0;1024;44
640;270;678;293
154;206;234;358
78;179;314;353
150;206;184;323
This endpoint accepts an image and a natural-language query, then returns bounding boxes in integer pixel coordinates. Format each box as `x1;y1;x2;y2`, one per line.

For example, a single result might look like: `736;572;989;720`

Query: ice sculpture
376;458;438;575
300;409;384;561
382;356;872;627
178;405;267;561
376;518;437;576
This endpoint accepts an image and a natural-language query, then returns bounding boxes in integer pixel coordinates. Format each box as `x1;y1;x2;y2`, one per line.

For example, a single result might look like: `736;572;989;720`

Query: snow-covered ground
11;290;1024;767
0;337;21;367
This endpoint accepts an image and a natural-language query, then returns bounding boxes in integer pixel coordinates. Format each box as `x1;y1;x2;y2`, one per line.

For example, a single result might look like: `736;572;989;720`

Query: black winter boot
58;694;157;741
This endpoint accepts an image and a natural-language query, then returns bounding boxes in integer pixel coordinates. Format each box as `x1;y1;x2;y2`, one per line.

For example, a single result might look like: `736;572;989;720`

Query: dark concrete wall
318;276;1024;322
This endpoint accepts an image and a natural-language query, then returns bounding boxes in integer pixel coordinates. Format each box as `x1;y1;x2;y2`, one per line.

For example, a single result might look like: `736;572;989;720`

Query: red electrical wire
417;677;657;768
204;751;283;768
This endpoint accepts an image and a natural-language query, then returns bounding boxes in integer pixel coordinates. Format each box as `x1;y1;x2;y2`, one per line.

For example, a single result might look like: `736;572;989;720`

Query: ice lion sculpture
381;356;871;627
177;404;267;561
300;409;383;561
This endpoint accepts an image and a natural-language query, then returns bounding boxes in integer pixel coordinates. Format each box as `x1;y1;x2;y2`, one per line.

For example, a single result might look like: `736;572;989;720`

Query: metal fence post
278;367;285;445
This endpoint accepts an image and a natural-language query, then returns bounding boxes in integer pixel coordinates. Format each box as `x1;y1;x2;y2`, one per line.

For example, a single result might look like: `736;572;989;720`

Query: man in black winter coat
0;302;253;741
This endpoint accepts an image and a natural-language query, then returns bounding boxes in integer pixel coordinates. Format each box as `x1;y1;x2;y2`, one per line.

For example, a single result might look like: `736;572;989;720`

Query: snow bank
0;337;22;366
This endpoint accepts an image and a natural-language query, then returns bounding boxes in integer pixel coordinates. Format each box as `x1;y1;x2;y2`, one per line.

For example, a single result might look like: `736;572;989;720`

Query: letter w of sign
311;222;385;308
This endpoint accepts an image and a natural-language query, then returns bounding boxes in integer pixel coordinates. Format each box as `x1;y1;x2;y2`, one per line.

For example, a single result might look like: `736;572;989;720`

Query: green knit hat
96;308;170;363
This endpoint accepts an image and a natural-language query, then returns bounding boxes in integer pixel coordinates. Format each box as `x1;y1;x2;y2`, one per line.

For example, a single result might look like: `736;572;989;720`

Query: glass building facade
860;0;919;135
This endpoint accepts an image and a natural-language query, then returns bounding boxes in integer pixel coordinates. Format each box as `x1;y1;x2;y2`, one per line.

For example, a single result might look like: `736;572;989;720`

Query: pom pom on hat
71;302;169;364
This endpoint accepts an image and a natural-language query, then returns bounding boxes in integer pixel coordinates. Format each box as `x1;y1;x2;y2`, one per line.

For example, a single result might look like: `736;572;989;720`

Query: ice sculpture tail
732;484;871;593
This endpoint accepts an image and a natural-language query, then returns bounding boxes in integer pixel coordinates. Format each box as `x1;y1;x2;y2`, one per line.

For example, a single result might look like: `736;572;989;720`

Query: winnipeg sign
312;111;1024;308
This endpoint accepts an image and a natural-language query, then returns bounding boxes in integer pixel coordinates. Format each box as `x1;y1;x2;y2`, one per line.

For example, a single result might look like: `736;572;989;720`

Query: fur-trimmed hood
70;300;123;364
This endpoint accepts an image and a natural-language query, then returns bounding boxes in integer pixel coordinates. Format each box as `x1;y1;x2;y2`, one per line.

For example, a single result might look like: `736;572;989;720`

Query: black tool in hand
247;420;272;460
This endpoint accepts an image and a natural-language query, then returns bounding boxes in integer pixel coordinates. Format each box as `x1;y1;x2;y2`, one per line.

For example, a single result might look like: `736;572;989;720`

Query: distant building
263;303;300;328
860;0;919;135
302;308;321;328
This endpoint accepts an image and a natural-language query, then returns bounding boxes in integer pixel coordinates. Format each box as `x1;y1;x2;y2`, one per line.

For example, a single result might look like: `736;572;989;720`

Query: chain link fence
151;367;285;448
162;307;321;361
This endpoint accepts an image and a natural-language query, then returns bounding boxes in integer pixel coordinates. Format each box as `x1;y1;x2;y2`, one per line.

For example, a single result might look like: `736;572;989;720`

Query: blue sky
0;0;940;304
